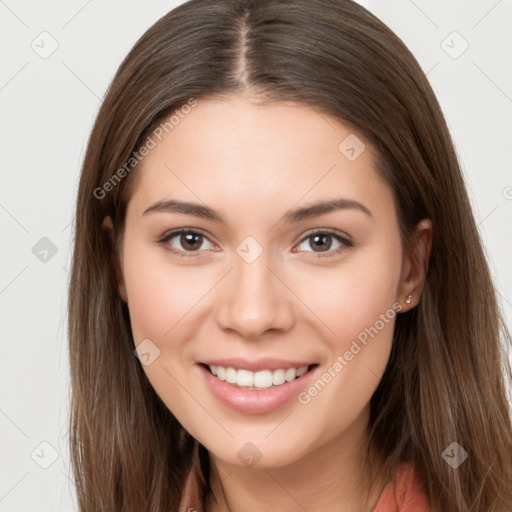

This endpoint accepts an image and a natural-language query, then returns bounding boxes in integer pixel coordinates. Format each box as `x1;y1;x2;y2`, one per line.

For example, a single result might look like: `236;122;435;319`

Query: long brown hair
68;0;512;510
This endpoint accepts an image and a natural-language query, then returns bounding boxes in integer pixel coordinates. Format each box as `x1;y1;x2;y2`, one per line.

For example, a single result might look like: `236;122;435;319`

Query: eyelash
157;228;354;259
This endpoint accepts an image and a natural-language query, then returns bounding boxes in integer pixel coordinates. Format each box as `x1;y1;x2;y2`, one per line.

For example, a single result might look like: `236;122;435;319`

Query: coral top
370;464;430;511
180;460;430;511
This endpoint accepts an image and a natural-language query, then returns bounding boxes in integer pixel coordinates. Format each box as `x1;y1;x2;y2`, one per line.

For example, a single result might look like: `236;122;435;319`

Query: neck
205;406;387;512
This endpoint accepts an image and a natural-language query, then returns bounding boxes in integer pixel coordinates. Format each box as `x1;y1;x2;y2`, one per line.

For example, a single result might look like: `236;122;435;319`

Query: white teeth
272;369;286;385
225;367;237;384
254;370;273;388
208;364;309;389
296;366;308;377
285;368;297;382
237;369;254;387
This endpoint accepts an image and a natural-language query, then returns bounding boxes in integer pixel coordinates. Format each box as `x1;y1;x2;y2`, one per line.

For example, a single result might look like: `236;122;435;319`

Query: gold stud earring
405;295;412;304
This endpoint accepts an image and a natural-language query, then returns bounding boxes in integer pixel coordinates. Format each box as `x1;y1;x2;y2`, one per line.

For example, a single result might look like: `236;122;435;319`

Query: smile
205;364;311;390
197;361;320;414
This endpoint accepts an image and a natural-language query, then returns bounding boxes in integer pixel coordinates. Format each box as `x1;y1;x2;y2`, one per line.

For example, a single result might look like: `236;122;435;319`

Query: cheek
297;250;401;432
121;230;208;421
298;239;402;352
290;235;402;415
122;231;207;344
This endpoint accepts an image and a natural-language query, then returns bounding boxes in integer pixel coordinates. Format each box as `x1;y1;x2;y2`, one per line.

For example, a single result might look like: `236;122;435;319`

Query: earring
405;295;412;304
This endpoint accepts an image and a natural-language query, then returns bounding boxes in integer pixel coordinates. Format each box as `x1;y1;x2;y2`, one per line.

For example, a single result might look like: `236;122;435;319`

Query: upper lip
199;358;317;372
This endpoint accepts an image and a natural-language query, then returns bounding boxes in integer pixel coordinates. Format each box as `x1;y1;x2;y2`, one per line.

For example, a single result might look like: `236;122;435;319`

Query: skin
104;92;432;512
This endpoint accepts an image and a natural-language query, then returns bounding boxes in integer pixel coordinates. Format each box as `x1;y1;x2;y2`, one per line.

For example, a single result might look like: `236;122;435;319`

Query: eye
158;229;216;257
158;228;353;259
294;229;353;257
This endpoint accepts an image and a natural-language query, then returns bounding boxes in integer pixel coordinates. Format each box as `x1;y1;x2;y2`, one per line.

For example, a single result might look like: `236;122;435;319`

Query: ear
102;216;128;302
397;218;433;311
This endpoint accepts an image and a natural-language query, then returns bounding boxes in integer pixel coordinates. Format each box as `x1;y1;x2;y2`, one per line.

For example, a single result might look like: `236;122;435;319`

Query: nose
214;248;295;340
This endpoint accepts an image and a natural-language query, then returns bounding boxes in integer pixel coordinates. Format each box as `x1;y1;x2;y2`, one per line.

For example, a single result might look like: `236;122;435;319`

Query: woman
68;0;512;511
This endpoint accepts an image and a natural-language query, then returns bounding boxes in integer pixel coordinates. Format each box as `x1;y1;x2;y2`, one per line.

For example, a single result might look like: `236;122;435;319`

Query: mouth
198;362;319;391
197;360;320;414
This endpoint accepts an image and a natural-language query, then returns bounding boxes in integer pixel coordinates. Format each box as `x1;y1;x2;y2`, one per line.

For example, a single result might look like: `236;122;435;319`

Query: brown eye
308;233;334;252
180;231;204;251
158;229;215;256
295;230;353;257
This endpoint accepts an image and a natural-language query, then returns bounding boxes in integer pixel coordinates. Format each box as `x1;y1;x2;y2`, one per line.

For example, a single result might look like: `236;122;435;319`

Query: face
113;93;415;468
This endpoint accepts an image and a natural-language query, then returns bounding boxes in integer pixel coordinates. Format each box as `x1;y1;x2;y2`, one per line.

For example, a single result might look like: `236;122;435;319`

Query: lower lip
197;364;319;415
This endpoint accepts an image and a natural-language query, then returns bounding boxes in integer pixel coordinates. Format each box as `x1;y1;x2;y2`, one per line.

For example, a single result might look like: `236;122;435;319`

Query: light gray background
0;0;511;510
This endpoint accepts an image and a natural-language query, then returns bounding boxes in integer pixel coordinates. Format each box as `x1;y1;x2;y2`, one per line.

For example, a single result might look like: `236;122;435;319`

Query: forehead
127;94;393;221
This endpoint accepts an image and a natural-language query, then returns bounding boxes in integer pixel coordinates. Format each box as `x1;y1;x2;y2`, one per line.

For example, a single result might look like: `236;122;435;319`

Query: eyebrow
142;198;373;223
